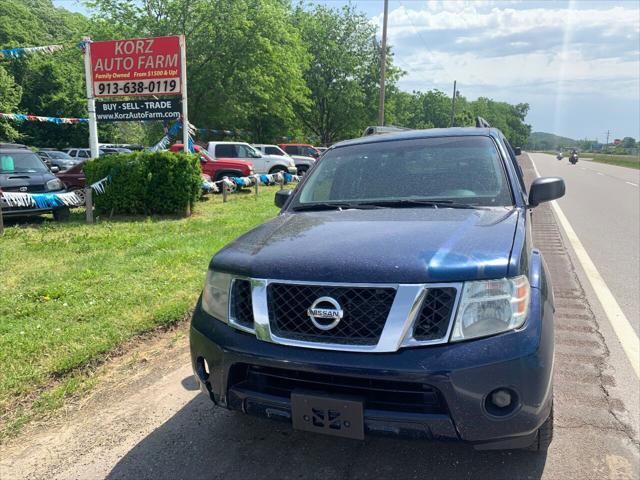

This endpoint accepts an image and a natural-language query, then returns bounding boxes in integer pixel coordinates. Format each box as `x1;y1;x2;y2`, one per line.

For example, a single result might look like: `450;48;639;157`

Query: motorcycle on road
570;152;579;164
557;152;563;160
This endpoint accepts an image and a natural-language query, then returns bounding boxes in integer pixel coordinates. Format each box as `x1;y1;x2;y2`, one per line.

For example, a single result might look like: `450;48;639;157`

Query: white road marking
626;182;638;187
597;172;605;176
530;154;640;378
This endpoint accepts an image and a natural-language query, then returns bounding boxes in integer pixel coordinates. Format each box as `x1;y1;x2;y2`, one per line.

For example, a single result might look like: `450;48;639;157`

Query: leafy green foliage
0;65;22;141
83;151;202;215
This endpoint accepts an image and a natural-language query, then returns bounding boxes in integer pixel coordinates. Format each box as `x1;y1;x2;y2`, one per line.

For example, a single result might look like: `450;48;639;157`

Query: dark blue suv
189;126;565;451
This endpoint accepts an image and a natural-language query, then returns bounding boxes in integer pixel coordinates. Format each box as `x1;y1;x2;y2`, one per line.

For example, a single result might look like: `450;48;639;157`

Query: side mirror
50;166;60;173
513;147;522;156
528;177;565;208
274;189;292;208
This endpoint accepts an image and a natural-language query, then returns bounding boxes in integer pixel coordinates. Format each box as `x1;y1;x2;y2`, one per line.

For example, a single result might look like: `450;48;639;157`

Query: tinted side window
284;146;298;155
215;144;236;158
265;147;283;155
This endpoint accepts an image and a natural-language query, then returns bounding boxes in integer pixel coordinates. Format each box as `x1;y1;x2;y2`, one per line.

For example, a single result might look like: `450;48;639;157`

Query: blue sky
53;0;640;140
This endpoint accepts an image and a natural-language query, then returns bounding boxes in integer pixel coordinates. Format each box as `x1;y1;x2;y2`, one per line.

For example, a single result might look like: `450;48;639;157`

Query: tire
525;405;553;452
296;165;308;175
269;165;287;174
53;206;70;222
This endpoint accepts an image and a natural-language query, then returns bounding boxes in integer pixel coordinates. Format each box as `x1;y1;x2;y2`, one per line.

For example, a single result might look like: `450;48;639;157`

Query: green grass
584;153;640;170
0;188;283;437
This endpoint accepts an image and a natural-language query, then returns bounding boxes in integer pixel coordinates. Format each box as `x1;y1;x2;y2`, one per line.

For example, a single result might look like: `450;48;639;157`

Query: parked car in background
169;144;254;181
55;161;86;190
278;143;320;159
37;150;79;171
252;144;315;175
0;143;69;220
206;141;296;175
316;146;328;155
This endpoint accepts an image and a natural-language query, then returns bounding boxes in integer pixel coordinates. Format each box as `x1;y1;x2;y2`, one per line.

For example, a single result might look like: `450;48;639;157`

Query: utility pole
377;0;389;126
604;130;611;152
450;80;457;127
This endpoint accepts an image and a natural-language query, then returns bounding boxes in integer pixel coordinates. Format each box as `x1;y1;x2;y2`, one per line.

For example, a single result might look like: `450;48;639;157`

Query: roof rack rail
475;117;491;128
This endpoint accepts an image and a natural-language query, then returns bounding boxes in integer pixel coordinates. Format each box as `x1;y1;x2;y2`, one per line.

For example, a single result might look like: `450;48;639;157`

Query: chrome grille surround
225;277;462;353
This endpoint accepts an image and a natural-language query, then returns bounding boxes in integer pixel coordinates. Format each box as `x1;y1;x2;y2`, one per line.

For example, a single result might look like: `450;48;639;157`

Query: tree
291;4;400;144
620;137;636;149
0;65;22;141
89;0;309;143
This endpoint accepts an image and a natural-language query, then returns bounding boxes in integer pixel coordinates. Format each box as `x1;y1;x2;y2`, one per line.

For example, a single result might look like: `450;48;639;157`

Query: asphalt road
529;153;640;334
1;154;638;480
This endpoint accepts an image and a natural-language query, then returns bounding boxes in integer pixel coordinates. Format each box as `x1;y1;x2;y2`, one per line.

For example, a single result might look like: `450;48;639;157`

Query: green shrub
83;151;201;215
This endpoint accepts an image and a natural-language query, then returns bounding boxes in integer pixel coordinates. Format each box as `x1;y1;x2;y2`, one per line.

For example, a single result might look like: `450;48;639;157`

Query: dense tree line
0;0;531;148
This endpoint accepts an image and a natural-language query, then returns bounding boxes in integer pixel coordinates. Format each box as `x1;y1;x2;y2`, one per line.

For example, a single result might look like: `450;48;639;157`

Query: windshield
295;136;512;208
0;152;49;173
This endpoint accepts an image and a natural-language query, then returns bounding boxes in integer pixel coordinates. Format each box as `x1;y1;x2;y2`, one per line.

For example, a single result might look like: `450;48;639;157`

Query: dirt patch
1;314;192;443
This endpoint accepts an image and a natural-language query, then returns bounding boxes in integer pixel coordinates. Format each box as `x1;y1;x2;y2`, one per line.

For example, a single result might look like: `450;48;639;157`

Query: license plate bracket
291;391;364;440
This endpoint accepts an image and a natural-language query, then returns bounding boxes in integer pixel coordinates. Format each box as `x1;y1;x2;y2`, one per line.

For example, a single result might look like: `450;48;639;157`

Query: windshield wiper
355;199;481;209
292;202;383;211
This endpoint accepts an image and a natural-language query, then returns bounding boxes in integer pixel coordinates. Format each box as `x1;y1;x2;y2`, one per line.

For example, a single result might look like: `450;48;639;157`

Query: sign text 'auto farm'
90;36;181;97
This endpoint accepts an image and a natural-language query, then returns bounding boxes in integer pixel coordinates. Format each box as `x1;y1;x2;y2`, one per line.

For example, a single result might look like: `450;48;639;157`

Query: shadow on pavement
107;392;547;480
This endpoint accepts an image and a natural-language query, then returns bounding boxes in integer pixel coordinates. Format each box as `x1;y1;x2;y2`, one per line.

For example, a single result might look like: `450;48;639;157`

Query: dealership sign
96;99;182;122
90;36;181;97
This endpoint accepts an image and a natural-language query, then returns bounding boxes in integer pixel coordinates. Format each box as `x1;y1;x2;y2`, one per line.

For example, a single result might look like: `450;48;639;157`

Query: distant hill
527;132;577;150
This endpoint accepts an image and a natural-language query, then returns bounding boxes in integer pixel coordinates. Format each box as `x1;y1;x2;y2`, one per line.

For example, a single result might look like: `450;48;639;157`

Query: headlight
249;167;254;174
450;276;530;342
201;270;233;322
45;178;63;191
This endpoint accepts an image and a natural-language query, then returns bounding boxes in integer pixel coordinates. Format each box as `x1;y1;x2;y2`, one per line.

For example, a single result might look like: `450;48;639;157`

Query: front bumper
0;194;68;217
287;166;298;174
189;289;554;449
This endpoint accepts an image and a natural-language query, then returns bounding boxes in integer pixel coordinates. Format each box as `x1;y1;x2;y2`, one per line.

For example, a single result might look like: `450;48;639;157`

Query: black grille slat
230;280;254;328
235;365;447;415
267;284;395;345
413;288;456;341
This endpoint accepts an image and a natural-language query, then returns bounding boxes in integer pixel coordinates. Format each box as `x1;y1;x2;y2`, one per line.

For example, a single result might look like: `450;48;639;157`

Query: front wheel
296;165;308;175
268;165;288;174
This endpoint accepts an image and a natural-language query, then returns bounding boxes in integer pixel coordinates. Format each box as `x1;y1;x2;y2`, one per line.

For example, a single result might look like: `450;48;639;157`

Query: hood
0;172;55;192
263;154;294;165
212;207;521;283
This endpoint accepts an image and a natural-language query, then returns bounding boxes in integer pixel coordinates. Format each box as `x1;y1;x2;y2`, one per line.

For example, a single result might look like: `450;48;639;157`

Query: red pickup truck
170;144;254;180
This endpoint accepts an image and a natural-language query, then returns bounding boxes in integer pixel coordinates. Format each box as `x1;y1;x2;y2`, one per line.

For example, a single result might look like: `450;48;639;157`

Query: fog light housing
485;388;519;416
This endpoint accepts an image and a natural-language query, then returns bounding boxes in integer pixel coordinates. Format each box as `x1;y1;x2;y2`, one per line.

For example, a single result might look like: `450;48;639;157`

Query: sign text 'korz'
90;36;181;97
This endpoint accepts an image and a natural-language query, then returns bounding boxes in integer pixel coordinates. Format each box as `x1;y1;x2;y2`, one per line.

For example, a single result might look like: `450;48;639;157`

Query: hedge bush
83;150;202;215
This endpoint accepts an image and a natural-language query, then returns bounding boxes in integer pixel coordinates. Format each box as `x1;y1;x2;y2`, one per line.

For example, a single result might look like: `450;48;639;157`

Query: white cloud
371;1;640;137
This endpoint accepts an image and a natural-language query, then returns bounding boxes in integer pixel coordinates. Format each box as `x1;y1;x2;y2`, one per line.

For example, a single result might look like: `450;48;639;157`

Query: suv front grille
267;283;396;345
230;364;448;415
229;279;254;329
413;288;457;341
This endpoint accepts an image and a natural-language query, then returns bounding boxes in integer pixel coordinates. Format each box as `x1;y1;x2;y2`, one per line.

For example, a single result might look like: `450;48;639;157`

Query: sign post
82;37;100;159
179;35;189;153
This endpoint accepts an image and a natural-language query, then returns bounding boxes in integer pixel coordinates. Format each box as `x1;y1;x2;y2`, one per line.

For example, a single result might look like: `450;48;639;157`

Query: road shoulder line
528;153;639;378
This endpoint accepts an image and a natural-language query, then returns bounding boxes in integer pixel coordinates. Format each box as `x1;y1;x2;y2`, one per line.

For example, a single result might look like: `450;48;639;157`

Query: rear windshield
0;152;49;173
296;136;513;207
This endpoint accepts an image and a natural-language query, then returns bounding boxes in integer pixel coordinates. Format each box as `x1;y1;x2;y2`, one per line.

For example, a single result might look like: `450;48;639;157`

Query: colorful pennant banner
0;112;88;125
0;177;109;209
0;44;64;59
